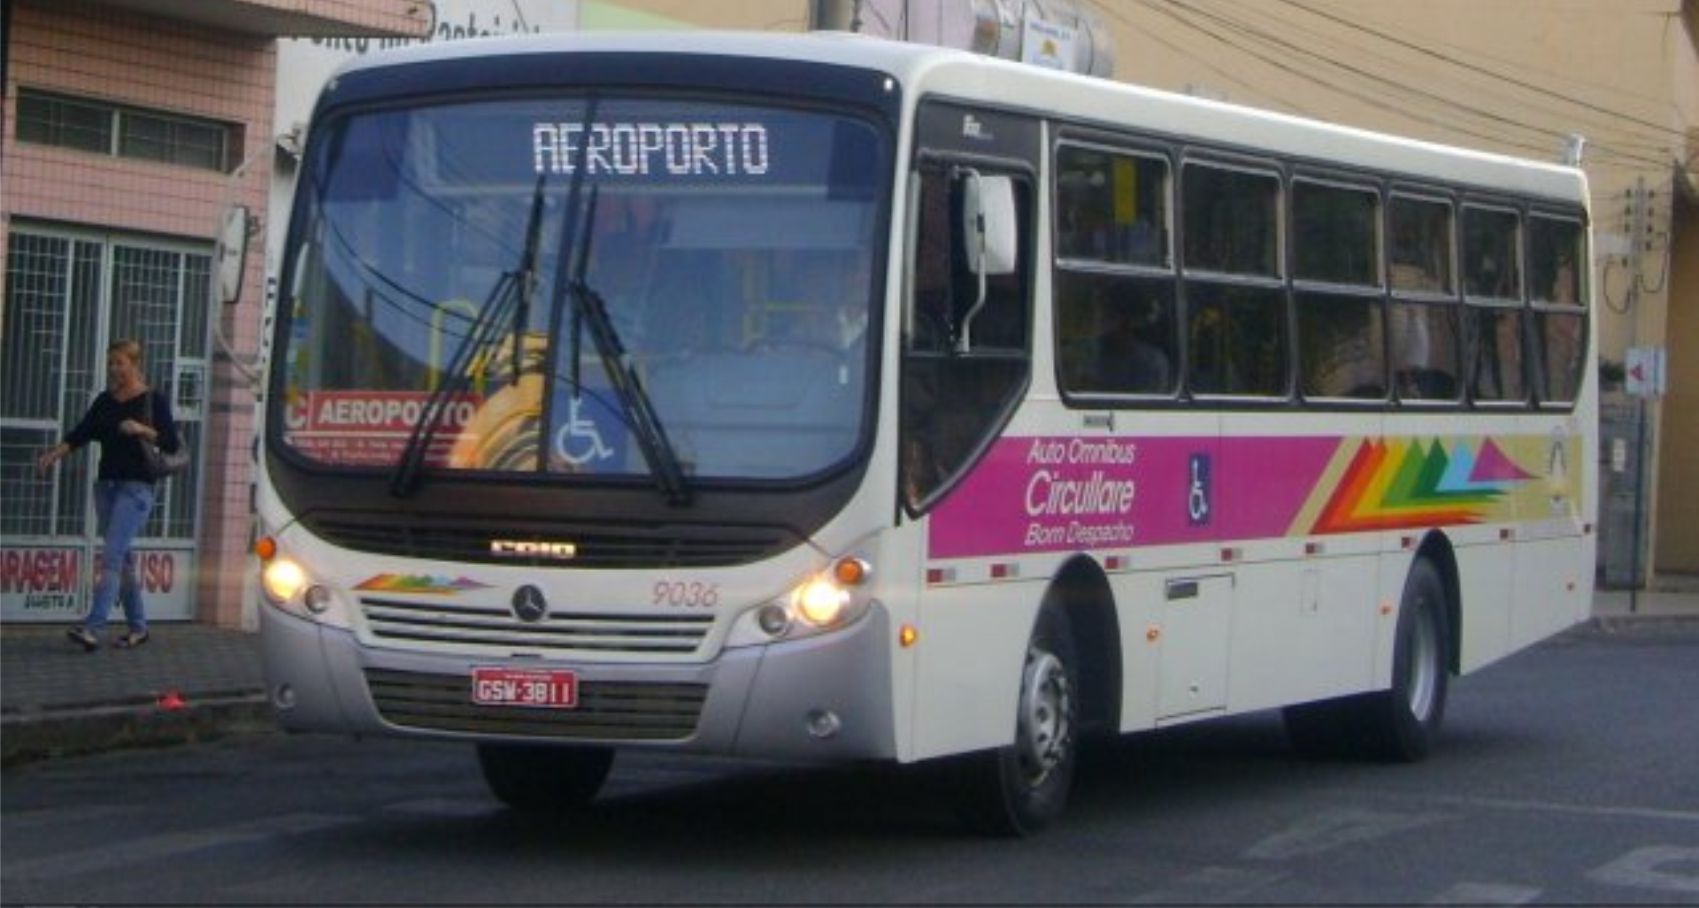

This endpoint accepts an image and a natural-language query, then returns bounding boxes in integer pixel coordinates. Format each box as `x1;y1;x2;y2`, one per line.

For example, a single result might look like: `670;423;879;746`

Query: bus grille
364;669;706;740
305;512;791;568
359;597;714;656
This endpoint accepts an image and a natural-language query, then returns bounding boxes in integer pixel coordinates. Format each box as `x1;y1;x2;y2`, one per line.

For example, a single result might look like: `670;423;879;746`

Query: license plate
470;667;578;709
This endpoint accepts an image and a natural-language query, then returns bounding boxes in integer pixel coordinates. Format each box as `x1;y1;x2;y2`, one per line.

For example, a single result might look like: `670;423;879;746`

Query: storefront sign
1;545;196;623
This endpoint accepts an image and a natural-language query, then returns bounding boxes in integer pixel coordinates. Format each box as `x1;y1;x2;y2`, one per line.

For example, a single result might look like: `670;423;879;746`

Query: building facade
0;0;426;625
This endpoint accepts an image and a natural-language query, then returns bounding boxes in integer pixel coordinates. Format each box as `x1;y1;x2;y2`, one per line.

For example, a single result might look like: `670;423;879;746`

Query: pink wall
2;0;402;627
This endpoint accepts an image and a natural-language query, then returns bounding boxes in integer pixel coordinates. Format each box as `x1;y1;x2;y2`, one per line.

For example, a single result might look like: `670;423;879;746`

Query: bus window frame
899;144;1038;518
1526;208;1589;410
1460;199;1530;410
1049;134;1182;408
1018;113;1584;418
1180;151;1291;405
1288;172;1385;292
1051;138;1176;273
1386;186;1464;409
1288;171;1388;407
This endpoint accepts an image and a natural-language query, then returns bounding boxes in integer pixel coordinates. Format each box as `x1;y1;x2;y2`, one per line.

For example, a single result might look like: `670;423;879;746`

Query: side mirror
217;205;251;305
956;171;1018;352
961;173;1018;276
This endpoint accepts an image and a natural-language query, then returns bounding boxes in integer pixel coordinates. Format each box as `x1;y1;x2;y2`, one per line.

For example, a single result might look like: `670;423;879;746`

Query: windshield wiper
557;186;691;506
389;174;547;497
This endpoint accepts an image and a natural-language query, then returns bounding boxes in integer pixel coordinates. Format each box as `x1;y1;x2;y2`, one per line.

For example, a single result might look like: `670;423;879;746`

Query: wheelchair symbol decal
553;397;615;467
1187;453;1212;526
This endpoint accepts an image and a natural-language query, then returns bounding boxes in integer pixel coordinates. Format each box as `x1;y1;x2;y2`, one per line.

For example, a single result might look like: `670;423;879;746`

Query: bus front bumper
259;604;895;762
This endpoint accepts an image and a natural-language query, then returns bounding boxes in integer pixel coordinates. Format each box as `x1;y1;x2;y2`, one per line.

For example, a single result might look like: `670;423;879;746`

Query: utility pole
1625;177;1648;610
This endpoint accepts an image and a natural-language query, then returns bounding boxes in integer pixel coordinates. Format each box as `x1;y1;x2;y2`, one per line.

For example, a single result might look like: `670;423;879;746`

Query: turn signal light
254;536;277;562
832;557;870;587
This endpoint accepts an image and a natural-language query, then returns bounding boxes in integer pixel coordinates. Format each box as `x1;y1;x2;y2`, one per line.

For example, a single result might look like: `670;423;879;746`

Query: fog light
757;604;790;636
805;708;841;739
273;683;296;710
261;558;307;603
303;585;332;614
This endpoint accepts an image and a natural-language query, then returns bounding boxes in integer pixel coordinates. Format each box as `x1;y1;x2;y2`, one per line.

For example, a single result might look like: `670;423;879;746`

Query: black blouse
63;390;182;484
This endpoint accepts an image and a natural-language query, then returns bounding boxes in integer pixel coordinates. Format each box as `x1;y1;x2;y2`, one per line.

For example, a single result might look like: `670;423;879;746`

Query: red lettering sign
0;548;80;594
284;391;483;467
141;552;175;594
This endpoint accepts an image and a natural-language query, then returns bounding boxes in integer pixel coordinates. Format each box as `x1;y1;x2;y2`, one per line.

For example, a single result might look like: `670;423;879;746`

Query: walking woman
36;339;181;651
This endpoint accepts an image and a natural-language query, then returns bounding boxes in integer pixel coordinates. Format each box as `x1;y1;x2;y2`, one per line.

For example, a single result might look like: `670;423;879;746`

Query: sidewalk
1;623;269;766
3;584;1697;766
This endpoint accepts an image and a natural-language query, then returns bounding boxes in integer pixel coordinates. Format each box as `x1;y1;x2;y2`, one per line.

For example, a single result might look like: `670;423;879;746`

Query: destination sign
533;122;771;177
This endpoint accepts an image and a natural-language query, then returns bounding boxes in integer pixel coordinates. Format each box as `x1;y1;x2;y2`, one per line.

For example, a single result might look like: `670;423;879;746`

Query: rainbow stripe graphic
354;574;491;595
1310;438;1536;534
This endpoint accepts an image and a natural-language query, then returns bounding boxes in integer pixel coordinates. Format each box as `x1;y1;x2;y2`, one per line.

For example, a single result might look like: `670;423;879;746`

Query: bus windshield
279;95;887;483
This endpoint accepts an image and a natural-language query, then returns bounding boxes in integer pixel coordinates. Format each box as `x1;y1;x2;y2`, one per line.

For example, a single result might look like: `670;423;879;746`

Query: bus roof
332;30;1587;205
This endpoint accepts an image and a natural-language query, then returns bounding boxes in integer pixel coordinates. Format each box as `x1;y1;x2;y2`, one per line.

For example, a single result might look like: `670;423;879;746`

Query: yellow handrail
428;299;480;392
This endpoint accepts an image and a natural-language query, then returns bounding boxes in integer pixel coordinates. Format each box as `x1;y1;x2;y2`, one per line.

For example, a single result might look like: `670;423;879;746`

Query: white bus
258;31;1596;834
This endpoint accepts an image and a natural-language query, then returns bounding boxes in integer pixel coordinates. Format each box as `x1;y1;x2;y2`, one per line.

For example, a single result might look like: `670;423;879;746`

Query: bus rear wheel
956;606;1079;836
477;742;614;813
1283;558;1450;762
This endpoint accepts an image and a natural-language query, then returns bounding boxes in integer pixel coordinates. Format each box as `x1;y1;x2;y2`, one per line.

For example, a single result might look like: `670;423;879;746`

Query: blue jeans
83;480;154;635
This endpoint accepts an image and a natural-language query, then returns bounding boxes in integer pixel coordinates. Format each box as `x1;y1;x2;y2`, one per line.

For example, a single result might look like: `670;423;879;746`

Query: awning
89;0;429;38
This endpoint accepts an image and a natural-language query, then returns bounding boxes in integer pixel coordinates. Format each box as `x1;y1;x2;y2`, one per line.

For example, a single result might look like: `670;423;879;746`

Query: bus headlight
727;557;873;647
794;577;853;627
262;558;308;604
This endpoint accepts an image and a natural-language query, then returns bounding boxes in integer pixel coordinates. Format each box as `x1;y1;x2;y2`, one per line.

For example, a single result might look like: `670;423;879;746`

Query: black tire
956;606;1079;836
477;743;614;814
1365;557;1450;761
1283;558;1451;762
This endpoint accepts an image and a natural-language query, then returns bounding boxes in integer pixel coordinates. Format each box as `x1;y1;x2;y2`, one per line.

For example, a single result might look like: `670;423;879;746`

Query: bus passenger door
900;102;1042;760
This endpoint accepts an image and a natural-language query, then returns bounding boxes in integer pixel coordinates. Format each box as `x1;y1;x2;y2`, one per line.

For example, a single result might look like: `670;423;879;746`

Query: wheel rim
1406;603;1440;722
1016;646;1073;788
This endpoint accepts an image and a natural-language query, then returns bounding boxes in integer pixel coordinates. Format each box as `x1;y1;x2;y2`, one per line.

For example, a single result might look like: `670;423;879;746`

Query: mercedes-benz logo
511;585;549;623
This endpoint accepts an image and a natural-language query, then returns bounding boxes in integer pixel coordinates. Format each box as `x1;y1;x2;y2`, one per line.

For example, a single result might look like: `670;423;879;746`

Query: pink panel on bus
927;436;1340;560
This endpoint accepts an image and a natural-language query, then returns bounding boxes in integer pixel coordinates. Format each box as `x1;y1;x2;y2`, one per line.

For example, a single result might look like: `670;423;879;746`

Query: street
4;621;1696;905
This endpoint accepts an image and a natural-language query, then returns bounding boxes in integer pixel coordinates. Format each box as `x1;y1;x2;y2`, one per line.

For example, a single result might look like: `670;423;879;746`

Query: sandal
115;630;150;649
66;627;99;652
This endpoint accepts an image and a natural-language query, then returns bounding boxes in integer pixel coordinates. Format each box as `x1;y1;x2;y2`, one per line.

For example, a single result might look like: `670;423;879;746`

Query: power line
1128;0;1566;161
1166;0;1665;164
1152;0;1670;169
1272;0;1692;144
1198;0;1676;158
1096;2;1310;113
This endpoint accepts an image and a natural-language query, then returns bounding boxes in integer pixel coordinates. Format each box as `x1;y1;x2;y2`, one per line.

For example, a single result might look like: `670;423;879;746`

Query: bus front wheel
477;742;613;813
956;606;1079;836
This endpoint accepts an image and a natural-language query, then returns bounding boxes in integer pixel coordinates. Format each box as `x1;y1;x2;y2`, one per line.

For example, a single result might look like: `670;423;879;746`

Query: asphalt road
4;622;1696;905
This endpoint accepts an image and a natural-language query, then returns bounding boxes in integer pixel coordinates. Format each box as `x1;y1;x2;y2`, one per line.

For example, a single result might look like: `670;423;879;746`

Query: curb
1587;614;1699;632
1;692;274;768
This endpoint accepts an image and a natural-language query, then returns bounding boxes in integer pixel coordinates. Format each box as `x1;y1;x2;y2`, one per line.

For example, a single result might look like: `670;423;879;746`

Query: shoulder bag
139;390;190;480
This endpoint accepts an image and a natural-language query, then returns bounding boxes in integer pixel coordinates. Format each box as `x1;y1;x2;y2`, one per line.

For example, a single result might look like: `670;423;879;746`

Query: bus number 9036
654;581;718;607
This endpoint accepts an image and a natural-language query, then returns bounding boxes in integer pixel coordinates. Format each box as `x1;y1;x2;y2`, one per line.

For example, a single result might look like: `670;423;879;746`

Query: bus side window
1462;205;1526;403
1527;215;1586;405
902;163;1032;512
1388;194;1461;401
1293;179;1385;400
1181;161;1286;397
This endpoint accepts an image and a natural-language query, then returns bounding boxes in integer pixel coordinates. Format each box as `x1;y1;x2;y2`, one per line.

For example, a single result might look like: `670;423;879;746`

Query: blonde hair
107;339;143;366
